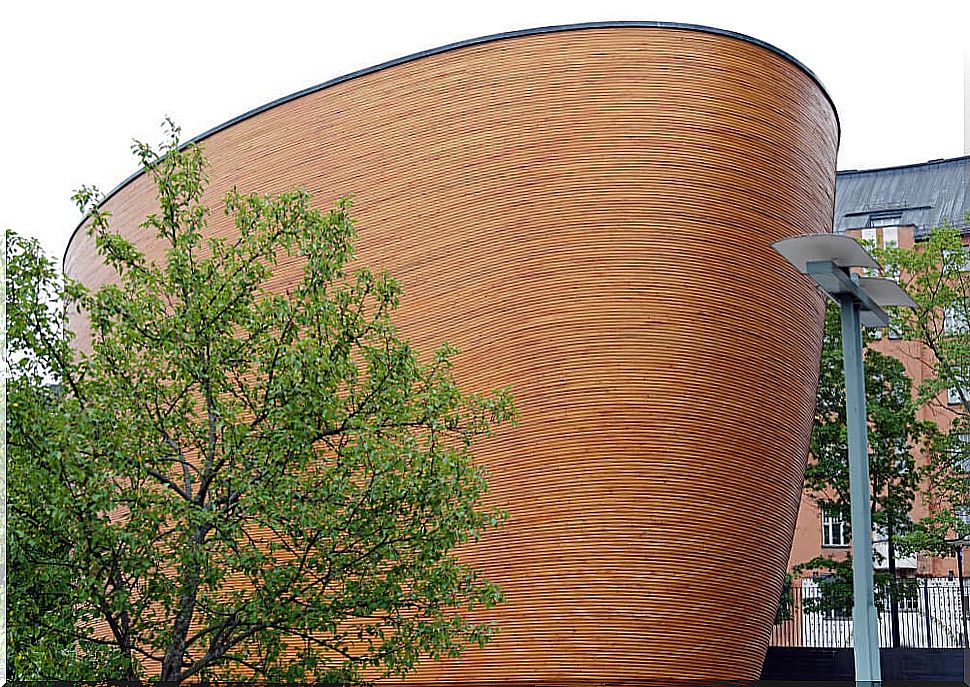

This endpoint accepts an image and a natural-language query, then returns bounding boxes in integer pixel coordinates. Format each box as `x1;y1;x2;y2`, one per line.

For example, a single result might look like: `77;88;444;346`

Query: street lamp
773;233;916;687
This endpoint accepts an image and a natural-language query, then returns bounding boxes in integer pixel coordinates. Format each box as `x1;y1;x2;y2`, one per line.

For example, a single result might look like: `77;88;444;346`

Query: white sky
2;1;967;261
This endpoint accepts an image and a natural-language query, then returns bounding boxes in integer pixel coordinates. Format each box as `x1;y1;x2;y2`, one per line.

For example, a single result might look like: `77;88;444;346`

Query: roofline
837;154;970;177
65;20;840;266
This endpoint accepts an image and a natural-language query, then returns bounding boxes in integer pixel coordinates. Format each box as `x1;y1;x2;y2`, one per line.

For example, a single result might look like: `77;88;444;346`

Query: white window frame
822;510;849;548
860;228;878;277
882;226;899;248
955;433;970;473
868;213;902;228
895;580;920;613
942;245;970;272
944;307;969;335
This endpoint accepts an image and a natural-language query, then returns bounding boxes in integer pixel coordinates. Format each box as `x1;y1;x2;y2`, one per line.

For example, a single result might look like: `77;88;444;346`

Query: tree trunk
888;515;901;648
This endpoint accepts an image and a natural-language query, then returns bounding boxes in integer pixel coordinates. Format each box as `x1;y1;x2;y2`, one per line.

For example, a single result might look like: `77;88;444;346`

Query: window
823;602;852;621
947;369;969;405
899;591;919;613
955;434;970;472
882;226;899;248
810;575;852;620
868;212;902;228
942;245;970;272
822;510;849;547
860;228;878;276
888;579;920;613
943;307;969;335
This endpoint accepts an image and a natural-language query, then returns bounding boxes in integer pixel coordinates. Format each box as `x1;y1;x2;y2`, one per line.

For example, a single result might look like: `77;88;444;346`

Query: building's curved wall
65;24;838;684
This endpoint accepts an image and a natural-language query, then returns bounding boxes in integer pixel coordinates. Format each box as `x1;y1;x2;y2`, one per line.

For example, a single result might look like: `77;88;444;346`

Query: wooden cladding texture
65;26;837;684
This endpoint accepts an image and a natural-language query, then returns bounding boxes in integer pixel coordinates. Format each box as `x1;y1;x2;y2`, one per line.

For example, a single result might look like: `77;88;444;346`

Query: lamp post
773;234;916;687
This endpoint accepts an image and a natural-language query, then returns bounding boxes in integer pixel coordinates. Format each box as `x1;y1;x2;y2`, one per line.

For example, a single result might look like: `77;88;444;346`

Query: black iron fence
771;577;969;648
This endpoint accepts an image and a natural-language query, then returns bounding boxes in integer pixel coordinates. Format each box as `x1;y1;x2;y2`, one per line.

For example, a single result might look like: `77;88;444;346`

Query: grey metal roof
834;155;970;239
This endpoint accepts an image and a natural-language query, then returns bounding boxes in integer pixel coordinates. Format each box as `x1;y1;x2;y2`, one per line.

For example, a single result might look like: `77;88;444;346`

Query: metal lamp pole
773;234;916;687
836;288;882;681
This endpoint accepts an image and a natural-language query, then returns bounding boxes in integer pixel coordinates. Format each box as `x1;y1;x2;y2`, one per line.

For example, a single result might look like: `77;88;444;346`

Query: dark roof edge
837;154;970;177
64;20;840;266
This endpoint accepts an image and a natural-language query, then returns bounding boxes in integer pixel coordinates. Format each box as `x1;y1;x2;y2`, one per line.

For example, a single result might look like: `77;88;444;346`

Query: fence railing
771;577;969;648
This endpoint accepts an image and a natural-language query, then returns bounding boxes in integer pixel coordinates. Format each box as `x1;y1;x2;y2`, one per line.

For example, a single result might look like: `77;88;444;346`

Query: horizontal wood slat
66;25;838;684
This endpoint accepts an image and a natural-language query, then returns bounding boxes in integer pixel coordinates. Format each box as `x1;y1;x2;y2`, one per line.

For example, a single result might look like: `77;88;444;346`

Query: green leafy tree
877;223;970;550
774;573;793;624
5;123;514;683
792;557;918;619
878;222;970;413
807;303;937;550
6;237;133;678
801;302;942;642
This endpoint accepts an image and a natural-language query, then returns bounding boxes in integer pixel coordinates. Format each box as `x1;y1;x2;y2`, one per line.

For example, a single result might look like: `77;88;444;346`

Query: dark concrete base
761;646;968;683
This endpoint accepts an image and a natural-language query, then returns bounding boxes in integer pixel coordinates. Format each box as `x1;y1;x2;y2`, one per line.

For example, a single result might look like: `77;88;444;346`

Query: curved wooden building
64;22;839;684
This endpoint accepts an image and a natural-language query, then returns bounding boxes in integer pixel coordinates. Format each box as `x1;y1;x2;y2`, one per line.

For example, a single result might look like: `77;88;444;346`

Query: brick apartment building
788;154;970;579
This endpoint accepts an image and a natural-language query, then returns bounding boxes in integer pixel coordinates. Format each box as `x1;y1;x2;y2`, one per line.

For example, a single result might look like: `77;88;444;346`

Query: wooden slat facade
65;24;838;684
